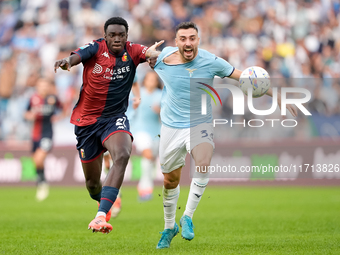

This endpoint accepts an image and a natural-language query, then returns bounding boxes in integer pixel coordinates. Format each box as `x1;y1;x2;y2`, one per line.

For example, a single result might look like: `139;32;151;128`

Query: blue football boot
156;223;179;249
180;215;195;240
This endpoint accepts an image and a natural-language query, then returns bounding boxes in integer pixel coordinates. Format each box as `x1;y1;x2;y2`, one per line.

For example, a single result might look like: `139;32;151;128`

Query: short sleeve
71;40;99;63
210;56;235;78
154;49;166;67
128;42;148;66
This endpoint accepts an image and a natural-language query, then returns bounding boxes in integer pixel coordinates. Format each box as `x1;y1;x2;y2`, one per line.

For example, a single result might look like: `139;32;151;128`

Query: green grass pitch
0;185;339;254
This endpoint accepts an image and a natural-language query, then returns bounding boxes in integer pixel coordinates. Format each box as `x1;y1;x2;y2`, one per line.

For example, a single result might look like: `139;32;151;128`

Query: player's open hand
148;40;164;53
285;104;298;118
54;57;71;73
277;95;298;118
146;40;164;69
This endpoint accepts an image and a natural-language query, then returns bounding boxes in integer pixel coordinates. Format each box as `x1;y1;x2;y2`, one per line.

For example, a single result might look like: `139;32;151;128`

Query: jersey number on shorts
116;117;127;130
201;130;208;138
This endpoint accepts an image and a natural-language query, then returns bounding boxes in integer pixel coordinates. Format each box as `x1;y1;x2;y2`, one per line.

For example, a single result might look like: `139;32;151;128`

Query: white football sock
163;185;180;230
138;158;154;191
95;211;106;218
184;177;209;219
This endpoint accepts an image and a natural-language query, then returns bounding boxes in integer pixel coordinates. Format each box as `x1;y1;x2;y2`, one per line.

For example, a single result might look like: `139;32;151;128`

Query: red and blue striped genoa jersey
27;94;62;141
70;39;148;126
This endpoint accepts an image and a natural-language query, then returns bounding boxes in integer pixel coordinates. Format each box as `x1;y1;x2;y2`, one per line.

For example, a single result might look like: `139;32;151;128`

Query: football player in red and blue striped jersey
54;17;162;233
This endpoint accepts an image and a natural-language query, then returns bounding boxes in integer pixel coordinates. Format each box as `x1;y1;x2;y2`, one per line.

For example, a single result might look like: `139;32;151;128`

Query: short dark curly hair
104;17;129;33
175;22;198;34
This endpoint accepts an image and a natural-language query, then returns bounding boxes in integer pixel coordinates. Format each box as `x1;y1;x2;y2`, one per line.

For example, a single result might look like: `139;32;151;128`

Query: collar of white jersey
161;47;199;65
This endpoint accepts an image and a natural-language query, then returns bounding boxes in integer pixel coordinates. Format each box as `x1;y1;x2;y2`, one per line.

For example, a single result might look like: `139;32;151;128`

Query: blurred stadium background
0;0;339;185
0;0;339;254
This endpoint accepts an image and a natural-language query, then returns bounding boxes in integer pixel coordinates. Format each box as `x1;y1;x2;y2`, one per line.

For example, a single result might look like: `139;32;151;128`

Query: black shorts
75;114;132;163
32;137;53;153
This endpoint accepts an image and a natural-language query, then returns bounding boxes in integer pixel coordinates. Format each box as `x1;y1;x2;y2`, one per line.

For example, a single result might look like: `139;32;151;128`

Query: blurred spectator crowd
0;0;339;144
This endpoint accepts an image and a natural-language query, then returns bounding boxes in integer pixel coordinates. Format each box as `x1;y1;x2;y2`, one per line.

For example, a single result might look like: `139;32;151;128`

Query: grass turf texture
0;186;339;254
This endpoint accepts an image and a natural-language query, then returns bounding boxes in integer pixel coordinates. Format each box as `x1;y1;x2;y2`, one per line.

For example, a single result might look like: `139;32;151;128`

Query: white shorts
133;131;159;156
159;123;214;173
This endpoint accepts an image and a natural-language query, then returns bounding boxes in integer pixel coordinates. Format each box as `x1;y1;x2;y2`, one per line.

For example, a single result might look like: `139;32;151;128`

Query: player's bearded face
176;28;199;62
105;24;128;54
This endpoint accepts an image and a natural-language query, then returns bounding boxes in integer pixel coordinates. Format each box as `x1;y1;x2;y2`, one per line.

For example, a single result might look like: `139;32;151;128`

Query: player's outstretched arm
229;68;242;80
228;68;297;117
145;40;164;59
54;54;81;73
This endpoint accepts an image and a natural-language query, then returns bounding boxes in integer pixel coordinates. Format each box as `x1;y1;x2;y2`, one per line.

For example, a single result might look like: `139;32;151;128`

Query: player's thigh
188;123;214;163
188;122;214;150
101;114;133;159
191;142;214;166
186;123;215;156
103;132;132;160
159;125;188;174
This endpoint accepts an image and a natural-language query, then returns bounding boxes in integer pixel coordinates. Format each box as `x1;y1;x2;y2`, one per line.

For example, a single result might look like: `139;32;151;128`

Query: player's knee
112;149;130;165
195;158;211;172
163;178;179;189
86;180;101;194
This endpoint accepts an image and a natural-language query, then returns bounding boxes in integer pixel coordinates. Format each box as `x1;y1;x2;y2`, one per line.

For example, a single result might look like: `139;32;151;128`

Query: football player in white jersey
153;21;297;249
